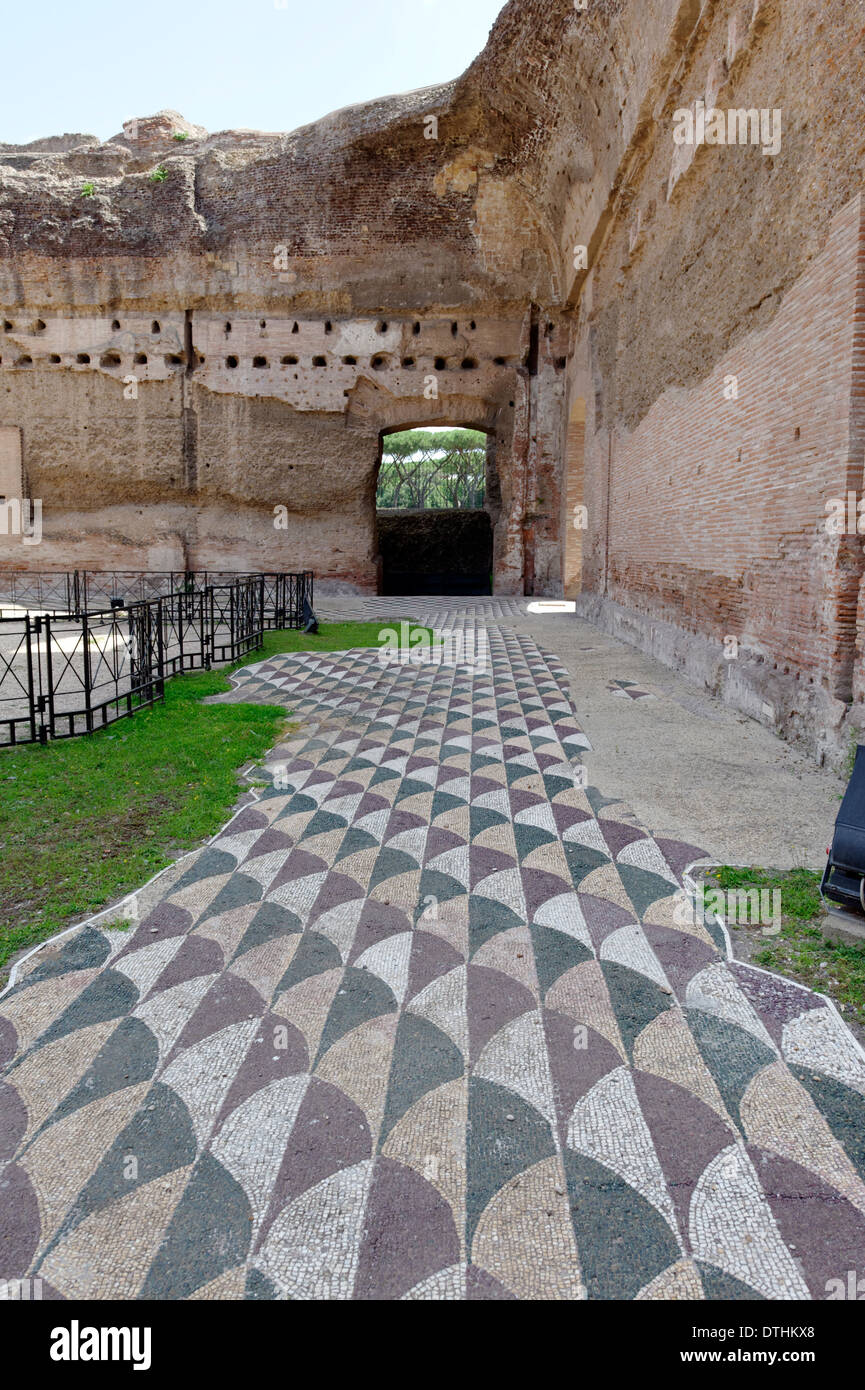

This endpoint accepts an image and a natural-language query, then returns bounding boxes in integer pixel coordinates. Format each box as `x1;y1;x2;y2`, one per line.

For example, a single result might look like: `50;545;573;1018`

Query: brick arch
343;379;526;595
345;381;501;437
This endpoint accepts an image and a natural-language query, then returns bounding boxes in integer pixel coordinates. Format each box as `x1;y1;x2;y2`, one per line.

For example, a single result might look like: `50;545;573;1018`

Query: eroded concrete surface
1;606;863;1301
504;613;847;872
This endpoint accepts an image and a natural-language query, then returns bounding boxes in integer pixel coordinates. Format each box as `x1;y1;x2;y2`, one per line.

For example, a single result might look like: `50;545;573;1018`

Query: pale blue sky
4;0;507;146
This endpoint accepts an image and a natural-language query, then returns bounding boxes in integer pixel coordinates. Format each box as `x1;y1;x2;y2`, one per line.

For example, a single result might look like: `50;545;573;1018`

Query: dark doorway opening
378;510;493;595
376;427;493;595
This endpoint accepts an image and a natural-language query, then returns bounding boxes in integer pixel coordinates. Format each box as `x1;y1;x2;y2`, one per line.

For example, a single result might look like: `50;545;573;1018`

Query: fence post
41;614;55;743
68;570;82;616
81;613;93;734
155;597;165;700
205;587;213;670
175;589;184;672
24;614;37;744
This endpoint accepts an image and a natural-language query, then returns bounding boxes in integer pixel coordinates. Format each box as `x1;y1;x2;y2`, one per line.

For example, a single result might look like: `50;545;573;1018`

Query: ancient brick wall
2;0;865;758
563;402;585;599
559;0;865;761
593;197;863;696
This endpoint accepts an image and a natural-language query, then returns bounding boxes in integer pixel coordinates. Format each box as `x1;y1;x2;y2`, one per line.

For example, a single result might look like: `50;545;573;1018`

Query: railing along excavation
0;570;314;747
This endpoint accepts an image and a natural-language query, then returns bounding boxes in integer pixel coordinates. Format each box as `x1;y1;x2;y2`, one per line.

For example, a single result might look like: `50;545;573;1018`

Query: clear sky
4;0;508;146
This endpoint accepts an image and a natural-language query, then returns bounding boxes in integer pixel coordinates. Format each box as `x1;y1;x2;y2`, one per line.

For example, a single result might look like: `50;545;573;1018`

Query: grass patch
705;865;865;1028
0;621;428;978
255;621;434;660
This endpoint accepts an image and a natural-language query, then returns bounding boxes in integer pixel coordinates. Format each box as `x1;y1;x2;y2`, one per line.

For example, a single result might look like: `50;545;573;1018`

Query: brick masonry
588;196;865;701
2;0;865;761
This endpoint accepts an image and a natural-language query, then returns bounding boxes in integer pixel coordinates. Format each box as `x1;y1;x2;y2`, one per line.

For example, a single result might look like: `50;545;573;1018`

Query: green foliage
0;621;426;976
81;182;95;198
709;864;865;1026
149;166;169;183
377;428;487;511
384;428;487;456
172;131;189;142
709;865;822;923
754;930;865;1027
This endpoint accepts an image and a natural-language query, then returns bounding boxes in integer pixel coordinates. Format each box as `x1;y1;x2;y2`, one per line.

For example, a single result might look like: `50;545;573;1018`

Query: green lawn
705;865;865;1029
0;621;428;978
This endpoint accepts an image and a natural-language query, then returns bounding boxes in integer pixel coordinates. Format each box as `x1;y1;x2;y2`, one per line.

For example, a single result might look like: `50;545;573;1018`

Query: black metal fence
0;569;313;629
0;571;314;747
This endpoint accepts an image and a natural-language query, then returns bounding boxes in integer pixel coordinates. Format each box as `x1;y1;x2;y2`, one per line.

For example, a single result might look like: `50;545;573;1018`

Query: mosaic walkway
2;615;865;1300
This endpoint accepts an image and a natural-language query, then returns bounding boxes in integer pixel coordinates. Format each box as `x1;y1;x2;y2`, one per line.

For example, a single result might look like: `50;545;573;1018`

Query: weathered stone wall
0;70;549;590
2;0;865;761
0;2;715;597
0;308;527;587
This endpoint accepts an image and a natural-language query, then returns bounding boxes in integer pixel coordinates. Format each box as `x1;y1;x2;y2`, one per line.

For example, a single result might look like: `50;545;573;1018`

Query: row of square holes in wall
2;318;483;337
222;319;479;337
0;353;184;367
0;352;511;370
224;355;492;370
2;316;498;372
0;351;520;371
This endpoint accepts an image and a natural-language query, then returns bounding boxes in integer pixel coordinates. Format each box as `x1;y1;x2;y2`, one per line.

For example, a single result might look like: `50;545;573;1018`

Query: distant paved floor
1;613;865;1300
317;596;847;868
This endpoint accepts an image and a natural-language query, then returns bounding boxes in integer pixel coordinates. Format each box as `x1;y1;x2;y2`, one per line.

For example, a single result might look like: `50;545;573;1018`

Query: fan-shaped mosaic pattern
2;609;865;1300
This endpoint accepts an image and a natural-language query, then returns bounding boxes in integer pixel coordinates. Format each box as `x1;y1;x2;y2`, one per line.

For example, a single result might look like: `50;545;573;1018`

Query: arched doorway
375;426;495;595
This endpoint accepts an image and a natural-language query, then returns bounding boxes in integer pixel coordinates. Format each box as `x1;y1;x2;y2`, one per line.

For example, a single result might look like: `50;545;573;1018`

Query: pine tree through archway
375;428;493;595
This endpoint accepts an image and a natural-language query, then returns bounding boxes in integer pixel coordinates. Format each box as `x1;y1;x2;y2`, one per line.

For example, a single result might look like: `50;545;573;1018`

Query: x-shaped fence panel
0;572;313;746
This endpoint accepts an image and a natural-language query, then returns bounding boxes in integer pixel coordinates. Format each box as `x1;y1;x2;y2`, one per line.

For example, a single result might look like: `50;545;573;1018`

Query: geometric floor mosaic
2;615;865;1299
607;678;656;701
